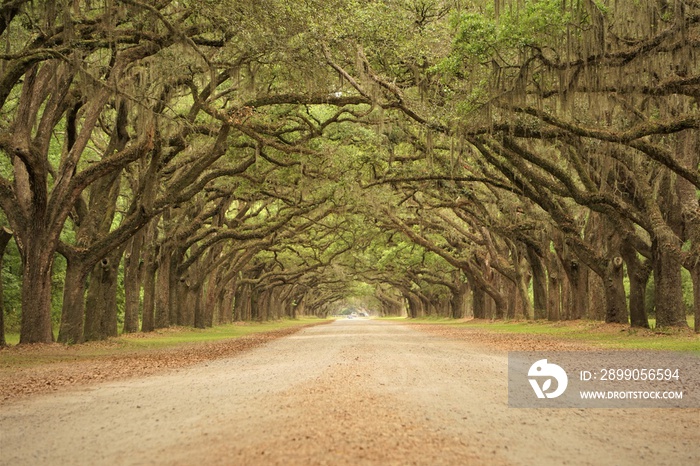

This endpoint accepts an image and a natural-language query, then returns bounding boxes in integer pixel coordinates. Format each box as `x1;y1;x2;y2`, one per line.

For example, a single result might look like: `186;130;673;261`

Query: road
1;319;698;465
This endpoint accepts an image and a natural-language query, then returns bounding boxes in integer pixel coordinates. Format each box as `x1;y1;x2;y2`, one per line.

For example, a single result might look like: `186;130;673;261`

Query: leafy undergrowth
405;318;700;353
0;319;329;404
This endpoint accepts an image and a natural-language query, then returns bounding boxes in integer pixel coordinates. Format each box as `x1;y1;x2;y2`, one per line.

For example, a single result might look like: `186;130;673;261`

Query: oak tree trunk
203;272;220;327
170;253;184;326
19;238;55;344
220;285;235;323
527;248;548;319
450;278;469;319
155;243;171;328
141;222;159;333
0;228;12;346
692;266;700;333
405;292;421;318
621;244;650;328
84;248;123;341
652;240;687;327
193;283;206;329
123;229;145;333
547;274;561;321
566;261;588;319
604;256;627;323
234;284;252;321
141;251;157;333
472;287;487;319
588;273;605;321
57;257;89;344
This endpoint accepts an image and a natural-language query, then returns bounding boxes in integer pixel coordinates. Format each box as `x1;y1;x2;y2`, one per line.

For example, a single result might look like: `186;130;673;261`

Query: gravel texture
0;319;698;465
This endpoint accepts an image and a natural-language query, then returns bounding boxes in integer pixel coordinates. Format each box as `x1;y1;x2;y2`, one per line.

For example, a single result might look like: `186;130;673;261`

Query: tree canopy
1;0;699;344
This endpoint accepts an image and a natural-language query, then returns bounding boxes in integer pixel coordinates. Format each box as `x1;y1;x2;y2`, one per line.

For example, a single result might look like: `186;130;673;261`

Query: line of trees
0;0;370;344
320;0;700;332
1;1;698;345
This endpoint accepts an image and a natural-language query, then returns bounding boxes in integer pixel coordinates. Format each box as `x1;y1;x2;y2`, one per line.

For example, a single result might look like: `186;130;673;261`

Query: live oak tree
0;2;171;342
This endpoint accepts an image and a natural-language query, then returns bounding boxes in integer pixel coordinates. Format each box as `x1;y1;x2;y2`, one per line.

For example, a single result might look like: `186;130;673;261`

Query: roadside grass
404;316;700;353
0;318;326;369
4;333;19;345
120;318;324;348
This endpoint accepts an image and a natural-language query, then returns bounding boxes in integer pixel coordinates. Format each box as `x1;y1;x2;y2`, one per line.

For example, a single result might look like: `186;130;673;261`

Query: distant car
347;315;354;319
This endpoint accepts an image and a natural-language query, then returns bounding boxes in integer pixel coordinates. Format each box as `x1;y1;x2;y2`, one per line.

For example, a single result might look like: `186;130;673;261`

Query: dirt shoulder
0;320;330;404
405;321;598;352
404;318;700;352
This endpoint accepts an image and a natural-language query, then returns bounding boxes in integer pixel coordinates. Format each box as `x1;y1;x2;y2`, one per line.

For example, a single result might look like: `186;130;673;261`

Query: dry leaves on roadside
408;323;597;352
0;324;324;404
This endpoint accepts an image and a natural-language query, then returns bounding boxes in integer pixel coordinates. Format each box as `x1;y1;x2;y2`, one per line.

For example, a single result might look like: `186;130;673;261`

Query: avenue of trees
0;0;698;344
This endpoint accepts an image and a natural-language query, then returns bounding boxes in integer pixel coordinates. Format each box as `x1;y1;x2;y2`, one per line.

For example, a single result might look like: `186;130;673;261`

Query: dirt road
1;319;698;465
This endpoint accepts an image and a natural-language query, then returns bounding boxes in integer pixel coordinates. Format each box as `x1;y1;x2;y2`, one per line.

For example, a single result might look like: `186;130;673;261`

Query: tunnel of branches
1;0;699;344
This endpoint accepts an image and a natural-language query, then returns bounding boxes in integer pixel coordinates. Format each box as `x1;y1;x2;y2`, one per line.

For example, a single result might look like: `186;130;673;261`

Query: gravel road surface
1;319;698;465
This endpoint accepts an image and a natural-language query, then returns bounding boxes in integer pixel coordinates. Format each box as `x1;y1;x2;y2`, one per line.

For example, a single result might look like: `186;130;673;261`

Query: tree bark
141;250;157;333
170;269;182;326
513;278;526;319
57;255;88;344
250;287;261;321
560;271;571;319
84;248;123;341
527;247;548;319
220;285;235;323
604;256;627;323
215;278;233;324
692;266;700;333
193;282;206;329
562;259;588;319
472;286;487;319
257;289;271;321
141;221;159;333
547;275;561;321
621;243;650;328
155;243;171;328
450;274;469;319
204;282;216;326
512;254;531;319
555;232;588;320
10;64;62;344
0;228;13;346
652;239;687;327
405;292;421;318
19;238;55;344
203;271;220;327
588;272;605;320
123;229;145;333
676;131;700;332
491;274;504;319
502;277;517;319
484;294;496;319
173;277;191;326
234;284;252;321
